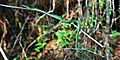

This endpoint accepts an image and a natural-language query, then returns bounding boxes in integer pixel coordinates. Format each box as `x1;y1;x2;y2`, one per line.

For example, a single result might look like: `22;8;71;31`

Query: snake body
0;4;81;48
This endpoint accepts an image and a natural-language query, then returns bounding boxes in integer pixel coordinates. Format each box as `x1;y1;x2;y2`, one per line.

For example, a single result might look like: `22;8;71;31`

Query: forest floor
0;0;120;60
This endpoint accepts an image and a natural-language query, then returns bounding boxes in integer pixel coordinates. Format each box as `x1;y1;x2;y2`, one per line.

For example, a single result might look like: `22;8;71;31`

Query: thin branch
81;29;104;47
63;48;105;57
19;36;27;59
10;16;29;52
66;0;69;19
26;0;57;51
105;0;111;60
111;15;120;27
0;19;7;47
26;21;62;51
0;47;8;60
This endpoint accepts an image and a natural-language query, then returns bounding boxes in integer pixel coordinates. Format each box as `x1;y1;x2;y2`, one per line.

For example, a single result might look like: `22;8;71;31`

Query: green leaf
38;26;41;32
108;8;112;15
48;23;55;26
35;48;40;52
61;41;69;47
89;2;93;7
111;30;120;38
42;43;47;46
35;42;42;46
62;13;67;18
109;47;113;52
55;31;62;37
99;1;105;7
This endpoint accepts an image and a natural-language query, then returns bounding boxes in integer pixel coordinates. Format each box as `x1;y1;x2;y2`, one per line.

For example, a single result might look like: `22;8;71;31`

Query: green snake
0;4;81;48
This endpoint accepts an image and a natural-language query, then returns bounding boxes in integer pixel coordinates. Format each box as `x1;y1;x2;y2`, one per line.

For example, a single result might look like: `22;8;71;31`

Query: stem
105;0;110;60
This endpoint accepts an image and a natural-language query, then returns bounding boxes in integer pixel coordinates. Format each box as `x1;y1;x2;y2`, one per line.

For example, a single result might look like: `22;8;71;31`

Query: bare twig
105;0;111;60
111;15;120;27
26;0;57;51
66;0;69;19
0;47;8;60
93;22;101;33
0;19;7;47
52;0;55;11
26;21;62;51
35;0;56;23
10;16;30;52
81;29;104;47
111;0;115;27
63;48;105;57
19;36;27;59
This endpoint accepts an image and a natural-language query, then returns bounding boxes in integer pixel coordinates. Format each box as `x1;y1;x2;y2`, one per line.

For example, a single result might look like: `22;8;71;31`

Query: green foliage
89;2;93;7
55;30;69;47
108;46;113;53
55;30;69;42
89;14;95;28
111;30;120;38
35;26;47;52
108;8;112;15
13;54;29;60
35;40;47;52
48;23;55;26
98;0;105;7
32;57;38;60
55;23;76;47
62;13;67;18
61;23;71;29
61;40;69;47
18;22;22;28
0;1;116;59
13;55;21;60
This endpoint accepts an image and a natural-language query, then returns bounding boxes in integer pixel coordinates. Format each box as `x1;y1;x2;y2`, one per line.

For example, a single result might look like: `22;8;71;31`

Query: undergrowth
0;0;120;60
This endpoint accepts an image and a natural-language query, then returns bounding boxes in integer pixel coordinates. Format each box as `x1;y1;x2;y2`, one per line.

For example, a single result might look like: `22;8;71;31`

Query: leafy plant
98;0;105;7
35;40;47;52
108;8;112;15
35;26;47;52
61;23;71;29
89;14;95;28
13;55;21;60
13;54;29;60
111;30;120;38
55;23;76;47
